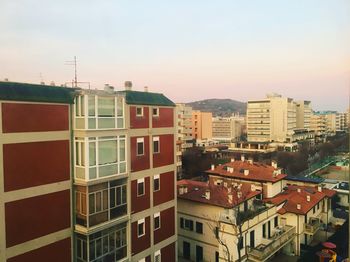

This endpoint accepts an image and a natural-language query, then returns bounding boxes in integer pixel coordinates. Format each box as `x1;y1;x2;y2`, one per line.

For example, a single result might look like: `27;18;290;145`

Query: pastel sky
1;0;349;111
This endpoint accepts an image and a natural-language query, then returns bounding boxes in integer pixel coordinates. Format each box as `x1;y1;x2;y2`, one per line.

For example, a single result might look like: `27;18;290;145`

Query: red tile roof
177;179;261;208
265;185;336;215
206;161;286;183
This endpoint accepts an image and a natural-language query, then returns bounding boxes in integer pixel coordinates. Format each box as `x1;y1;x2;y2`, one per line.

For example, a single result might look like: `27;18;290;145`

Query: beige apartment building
295;100;312;130
212;116;245;143
247;94;296;143
192;111;212;140
176;104;193;177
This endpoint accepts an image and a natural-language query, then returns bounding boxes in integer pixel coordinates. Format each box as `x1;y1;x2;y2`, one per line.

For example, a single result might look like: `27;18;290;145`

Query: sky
1;0;349;111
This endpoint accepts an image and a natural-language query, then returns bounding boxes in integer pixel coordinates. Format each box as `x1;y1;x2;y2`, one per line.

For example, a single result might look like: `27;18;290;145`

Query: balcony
304;217;321;235
247;225;296;262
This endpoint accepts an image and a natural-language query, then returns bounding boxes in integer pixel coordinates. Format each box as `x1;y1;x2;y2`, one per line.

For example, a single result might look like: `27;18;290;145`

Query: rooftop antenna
65;56;78;87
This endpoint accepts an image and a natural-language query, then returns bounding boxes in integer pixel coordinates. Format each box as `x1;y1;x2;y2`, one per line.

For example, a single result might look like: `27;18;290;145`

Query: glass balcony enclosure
76;223;127;262
75;179;128;228
75;94;125;130
75;136;127;181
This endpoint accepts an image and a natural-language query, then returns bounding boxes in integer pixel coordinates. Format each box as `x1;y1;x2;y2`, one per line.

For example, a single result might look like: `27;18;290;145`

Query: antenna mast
65;56;78;87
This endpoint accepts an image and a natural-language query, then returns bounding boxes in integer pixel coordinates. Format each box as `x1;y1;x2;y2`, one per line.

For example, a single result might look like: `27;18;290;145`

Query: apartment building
0;82;76;262
212;116;244;143
295;100;312;130
247;94;296;143
176;104;193;151
176;104;193;177
335;112;348;131
73;84;177;262
192;111;212;140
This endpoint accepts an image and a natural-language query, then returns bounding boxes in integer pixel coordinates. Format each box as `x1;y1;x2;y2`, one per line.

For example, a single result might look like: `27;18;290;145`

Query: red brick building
0;82;76;262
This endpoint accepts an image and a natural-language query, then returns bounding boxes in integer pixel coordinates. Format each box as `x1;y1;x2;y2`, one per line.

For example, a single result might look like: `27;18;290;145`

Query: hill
186;98;246;116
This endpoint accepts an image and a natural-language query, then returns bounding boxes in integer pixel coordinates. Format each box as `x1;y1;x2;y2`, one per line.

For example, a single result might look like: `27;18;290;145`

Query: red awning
322;242;337;249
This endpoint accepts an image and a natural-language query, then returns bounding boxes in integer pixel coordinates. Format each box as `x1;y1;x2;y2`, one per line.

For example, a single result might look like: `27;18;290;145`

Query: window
154;250;161;262
313;206;316;214
137;178;145;196
152;107;159;117
196;222;203;234
154;213;160;230
153;136;160;154
183;218;194;231
137;138;144;156
137;219;145;237
180;217;184;228
136;107;143;117
153;174;160;191
274;216;278;227
75;95;85;117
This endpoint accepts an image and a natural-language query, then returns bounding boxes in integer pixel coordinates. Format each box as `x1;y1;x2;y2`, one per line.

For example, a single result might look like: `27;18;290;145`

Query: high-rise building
176;104;193;177
0;82;75;262
191;111;212;140
212;116;245;143
247;94;296;143
295;100;312;130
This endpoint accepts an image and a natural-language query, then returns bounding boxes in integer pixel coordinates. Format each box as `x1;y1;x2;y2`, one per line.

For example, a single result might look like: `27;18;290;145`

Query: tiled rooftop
265;185;336;215
205;160;287;183
177;179;261;208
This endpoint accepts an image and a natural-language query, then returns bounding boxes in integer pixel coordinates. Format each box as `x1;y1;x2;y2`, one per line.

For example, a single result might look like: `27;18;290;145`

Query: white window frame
154;212;161;230
153;174;160;192
153;136;160;154
154;250;161;262
152;107;159;117
138;218;145;237
137;137;145;156
136;107;144;117
137;178;145;196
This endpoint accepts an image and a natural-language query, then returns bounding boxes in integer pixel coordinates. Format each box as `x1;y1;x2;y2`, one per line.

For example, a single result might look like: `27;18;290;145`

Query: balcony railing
247;225;296;262
304;218;321;234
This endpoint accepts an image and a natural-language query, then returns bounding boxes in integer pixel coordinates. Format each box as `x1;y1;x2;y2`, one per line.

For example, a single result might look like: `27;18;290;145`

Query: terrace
247;225;296;262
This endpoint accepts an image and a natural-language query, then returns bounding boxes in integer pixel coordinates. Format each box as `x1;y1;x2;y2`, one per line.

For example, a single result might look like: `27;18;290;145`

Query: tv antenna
65;56;78;87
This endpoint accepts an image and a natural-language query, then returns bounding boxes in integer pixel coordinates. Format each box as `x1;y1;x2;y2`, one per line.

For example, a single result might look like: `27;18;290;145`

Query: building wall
128;103;177;261
0;101;72;262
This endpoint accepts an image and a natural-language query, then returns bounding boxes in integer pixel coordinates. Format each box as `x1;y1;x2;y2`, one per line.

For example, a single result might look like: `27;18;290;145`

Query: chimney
297;204;301;210
124;81;132;91
271;160;278;169
317;186;322;192
248;159;253;164
179;186;184;195
228;193;233;204
237;191;242;198
244;169;249;176
231;158;235;162
4;78;9;82
211;164;215;171
241;155;245;162
251;184;256;191
50;81;55;86
144;86;149;92
297;188;301;193
40;81;45;85
229;167;234;173
205;189;210;200
307;195;311;202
